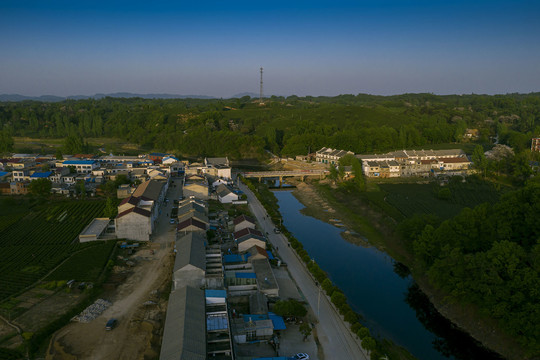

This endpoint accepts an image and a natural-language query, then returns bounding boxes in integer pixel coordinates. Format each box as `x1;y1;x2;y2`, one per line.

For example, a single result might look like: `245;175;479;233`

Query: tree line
1;93;539;159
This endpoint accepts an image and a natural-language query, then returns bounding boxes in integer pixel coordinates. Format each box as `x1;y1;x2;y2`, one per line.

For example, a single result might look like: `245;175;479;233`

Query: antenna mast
259;67;263;103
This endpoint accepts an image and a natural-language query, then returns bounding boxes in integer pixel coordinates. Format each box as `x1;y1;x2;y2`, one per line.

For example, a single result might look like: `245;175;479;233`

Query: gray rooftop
216;184;233;197
174;233;207;273
160;286;206;360
133;179;166;201
79;218;109;237
249;292;269;315
251;259;279;293
205;157;229;166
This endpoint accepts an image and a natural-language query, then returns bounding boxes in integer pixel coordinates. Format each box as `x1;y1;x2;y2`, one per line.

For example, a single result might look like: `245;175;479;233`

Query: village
0;146;477;360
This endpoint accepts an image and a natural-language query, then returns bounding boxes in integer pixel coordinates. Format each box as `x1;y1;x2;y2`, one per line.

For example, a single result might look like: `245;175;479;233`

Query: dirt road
48;180;182;360
239;181;369;360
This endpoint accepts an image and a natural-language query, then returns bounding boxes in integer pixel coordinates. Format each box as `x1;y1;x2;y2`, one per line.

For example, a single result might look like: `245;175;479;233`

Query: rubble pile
72;299;112;323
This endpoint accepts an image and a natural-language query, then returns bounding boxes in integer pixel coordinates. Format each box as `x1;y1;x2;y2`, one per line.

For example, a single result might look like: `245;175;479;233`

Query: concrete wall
173;268;205;290
115;212;151;241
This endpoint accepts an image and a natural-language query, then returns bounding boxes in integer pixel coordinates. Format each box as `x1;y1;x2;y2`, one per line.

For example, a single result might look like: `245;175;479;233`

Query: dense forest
397;181;540;356
1;93;539;159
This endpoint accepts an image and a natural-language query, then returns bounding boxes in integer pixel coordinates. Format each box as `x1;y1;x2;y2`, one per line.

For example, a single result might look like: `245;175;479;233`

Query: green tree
437;187;451;200
328;164;338;183
273;299;307;318
28;178;52;197
63;134;84;154
339;154;357;166
511;153;533;185
331;291;347;308
299;322;312;341
104;197;117;218
76;180;86;198
0;130;14;154
55;149;63;160
351;157;365;191
356;326;370;339
338;164;345;180
361;336;377;355
472;145;488;177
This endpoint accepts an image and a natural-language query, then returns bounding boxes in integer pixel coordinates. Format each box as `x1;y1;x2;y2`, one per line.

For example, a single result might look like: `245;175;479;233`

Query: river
273;190;503;360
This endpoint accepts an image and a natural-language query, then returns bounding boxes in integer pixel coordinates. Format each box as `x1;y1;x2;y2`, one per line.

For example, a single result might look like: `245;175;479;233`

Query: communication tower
259;67;263;104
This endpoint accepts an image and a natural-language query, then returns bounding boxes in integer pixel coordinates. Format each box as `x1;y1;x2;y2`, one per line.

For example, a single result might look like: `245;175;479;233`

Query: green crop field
46;240;116;282
0;199;105;302
376;179;501;220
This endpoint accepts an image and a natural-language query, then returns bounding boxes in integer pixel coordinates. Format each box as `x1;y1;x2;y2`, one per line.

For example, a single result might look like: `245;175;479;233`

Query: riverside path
239;181;369;360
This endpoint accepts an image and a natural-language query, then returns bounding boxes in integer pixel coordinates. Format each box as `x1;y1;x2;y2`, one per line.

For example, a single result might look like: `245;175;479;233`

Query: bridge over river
241;170;327;185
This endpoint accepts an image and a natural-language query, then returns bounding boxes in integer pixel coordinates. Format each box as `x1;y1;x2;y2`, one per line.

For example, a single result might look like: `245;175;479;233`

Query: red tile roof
116;206;151;219
234;227;263;240
233;214;255;225
177;218;207;231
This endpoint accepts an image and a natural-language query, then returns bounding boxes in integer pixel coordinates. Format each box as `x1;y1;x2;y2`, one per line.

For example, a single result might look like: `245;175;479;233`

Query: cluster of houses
310;147;473;178
160;178;286;360
357;149;472;178
0;152;234;197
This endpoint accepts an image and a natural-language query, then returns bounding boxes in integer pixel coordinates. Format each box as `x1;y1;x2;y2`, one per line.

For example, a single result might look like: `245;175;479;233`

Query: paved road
239;182;368;360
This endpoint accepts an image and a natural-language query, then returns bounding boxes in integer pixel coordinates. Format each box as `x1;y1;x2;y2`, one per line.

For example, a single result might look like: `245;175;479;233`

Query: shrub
331;291;347;308
344;310;358;324
357;326;370;340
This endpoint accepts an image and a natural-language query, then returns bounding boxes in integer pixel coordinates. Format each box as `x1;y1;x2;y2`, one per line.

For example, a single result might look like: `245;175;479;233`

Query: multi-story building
532;138;540;152
358;149;471;178
62;160;99;174
315;147;354;166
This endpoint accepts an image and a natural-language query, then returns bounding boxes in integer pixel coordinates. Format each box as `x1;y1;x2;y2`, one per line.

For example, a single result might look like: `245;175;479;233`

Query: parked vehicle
274;227;281;234
293;354;310;360
105;318;118;330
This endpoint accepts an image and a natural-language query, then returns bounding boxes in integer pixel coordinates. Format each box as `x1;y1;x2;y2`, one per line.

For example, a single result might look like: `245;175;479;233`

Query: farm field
13;136;143;154
46;240;116;282
376;178;501;220
0;199;106;304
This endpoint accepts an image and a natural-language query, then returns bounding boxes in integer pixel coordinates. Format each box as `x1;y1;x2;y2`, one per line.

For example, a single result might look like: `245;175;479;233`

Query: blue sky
1;0;539;97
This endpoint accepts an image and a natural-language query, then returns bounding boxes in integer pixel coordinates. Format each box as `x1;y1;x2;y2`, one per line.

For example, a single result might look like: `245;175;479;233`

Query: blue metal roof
205;289;227;298
223;254;246;263
266;251;275;260
268;312;286;330
30;171;52;178
235;272;256;279
243;313;286;331
63;160;96;165
207;314;228;331
0;171;9;177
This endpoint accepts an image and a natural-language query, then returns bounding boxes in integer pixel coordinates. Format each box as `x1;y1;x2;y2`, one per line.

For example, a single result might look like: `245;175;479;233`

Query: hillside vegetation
1;93;539;159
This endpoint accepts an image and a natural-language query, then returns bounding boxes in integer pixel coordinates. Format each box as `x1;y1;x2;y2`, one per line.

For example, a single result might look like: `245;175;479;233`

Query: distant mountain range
0;92;216;102
0;92;284;102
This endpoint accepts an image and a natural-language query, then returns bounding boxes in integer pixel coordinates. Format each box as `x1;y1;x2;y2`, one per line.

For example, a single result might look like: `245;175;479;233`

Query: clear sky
1;0;539;97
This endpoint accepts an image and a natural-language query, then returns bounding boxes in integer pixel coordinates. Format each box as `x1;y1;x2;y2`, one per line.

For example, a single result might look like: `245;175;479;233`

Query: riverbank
238;180;370;360
291;181;524;360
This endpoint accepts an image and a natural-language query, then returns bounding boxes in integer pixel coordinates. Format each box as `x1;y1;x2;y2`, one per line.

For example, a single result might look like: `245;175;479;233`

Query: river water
273;190;503;360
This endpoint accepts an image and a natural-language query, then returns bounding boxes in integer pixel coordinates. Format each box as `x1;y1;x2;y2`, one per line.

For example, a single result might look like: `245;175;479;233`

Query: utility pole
317;285;321;318
259;67;263;104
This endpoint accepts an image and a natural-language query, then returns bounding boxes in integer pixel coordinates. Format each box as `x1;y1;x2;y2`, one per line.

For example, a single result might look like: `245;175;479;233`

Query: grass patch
378;179;501;220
